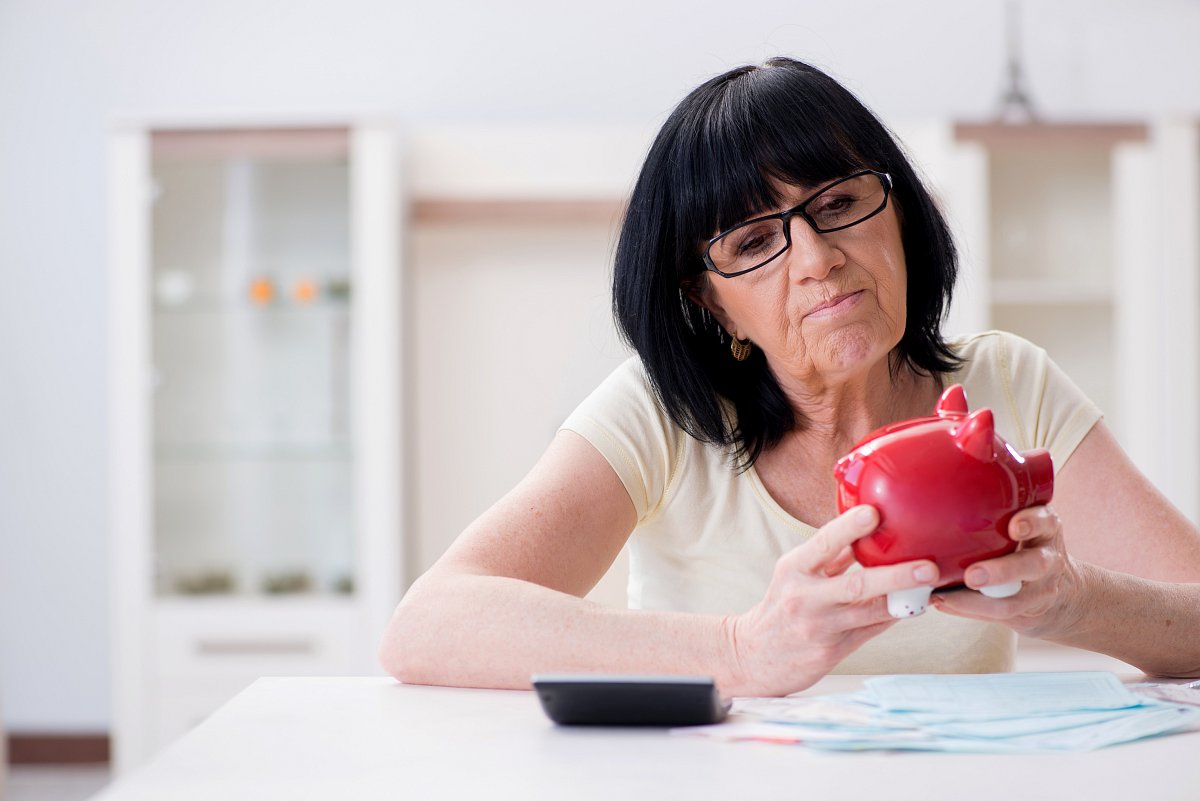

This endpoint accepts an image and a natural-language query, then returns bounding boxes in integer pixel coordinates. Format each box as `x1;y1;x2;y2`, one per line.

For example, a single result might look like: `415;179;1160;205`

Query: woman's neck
772;356;943;463
751;358;943;527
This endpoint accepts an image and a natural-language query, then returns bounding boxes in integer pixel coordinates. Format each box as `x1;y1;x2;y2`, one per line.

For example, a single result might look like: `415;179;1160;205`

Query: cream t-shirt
561;330;1103;674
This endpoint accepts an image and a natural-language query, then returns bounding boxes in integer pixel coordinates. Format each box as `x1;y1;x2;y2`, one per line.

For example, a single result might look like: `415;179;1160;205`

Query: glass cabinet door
149;129;355;597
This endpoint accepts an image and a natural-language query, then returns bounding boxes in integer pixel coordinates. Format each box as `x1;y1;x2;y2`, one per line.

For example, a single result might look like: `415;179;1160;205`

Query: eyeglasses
702;170;892;278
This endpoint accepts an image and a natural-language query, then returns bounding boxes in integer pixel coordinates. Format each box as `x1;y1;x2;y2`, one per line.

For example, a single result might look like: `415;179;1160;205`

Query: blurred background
2;0;1199;796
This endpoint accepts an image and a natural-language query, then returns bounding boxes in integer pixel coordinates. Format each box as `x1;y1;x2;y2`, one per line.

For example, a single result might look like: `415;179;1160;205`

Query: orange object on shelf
293;278;319;304
249;277;275;305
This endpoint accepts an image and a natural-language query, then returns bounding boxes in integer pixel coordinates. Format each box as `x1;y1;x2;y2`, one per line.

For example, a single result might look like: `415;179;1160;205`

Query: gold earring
730;337;752;361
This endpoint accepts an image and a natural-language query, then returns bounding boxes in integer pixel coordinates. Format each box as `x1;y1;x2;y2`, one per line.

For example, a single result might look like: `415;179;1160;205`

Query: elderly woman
381;57;1200;697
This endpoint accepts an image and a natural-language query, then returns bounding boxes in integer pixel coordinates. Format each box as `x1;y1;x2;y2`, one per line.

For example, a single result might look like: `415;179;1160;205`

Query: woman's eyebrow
768;178;824;205
762;190;813;215
720;180;823;230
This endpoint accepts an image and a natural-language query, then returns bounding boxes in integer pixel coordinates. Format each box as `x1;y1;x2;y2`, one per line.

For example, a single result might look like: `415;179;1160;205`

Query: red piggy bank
833;384;1054;617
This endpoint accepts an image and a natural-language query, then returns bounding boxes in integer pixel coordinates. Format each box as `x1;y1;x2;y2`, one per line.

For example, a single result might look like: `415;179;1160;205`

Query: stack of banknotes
673;672;1200;752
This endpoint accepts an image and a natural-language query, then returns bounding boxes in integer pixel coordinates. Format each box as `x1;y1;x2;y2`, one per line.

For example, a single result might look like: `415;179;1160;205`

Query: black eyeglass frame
701;169;893;278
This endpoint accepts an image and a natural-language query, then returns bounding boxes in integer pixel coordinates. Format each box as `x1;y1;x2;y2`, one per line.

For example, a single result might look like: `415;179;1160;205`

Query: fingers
1007;505;1059;544
963;545;1061;591
814;592;901;633
827;559;940;606
820;545;857;578
933;504;1076;637
931;585;1023;620
778;505;938;612
840;617;900;652
962;506;1063;591
787;505;879;574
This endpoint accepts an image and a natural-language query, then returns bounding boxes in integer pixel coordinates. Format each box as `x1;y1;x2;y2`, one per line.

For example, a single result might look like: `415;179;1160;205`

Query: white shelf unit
109;123;404;772
898;119;1200;522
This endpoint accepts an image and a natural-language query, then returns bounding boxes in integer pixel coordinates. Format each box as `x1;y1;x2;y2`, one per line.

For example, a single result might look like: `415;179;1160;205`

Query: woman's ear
681;275;736;336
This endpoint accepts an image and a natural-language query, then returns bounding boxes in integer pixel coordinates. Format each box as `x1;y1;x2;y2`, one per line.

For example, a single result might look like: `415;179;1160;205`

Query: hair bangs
743;65;874;187
671;64;883;269
665;108;778;277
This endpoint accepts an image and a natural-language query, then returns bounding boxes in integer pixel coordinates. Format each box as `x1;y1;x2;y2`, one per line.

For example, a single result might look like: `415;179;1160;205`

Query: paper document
1131;681;1200;708
673;672;1200;753
863;671;1138;714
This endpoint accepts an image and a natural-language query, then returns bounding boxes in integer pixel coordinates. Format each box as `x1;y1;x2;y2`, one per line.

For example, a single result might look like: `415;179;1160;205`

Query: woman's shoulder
561;356;692;523
949;328;1045;364
944;330;1046;446
947;329;1049;391
575;356;661;412
945;329;1101;459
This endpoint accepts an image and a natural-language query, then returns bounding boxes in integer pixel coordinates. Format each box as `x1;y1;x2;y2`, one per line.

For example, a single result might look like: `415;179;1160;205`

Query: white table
94;675;1200;801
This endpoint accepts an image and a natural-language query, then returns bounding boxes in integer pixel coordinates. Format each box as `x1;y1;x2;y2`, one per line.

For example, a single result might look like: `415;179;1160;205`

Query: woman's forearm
1050;563;1200;678
379;571;749;694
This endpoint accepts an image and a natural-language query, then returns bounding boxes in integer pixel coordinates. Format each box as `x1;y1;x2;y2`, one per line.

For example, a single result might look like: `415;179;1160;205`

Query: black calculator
531;674;730;727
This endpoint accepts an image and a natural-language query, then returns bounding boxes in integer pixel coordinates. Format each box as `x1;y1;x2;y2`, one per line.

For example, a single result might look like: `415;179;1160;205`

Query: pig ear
833;455;850;480
936;384;969;417
954;408;996;462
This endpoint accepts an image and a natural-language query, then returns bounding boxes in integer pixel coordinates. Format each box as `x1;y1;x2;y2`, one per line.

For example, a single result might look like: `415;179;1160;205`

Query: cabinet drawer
153;599;367;680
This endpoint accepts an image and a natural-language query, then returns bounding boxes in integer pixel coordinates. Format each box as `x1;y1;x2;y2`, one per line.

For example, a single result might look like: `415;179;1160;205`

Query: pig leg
979;581;1022;599
886;586;934;618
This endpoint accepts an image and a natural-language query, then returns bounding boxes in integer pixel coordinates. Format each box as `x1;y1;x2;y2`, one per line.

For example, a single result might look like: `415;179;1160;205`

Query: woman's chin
812;325;893;374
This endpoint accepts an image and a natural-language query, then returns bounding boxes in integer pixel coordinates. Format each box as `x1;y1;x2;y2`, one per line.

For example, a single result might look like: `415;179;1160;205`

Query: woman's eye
735;226;780;256
738;235;766;254
812;194;854;214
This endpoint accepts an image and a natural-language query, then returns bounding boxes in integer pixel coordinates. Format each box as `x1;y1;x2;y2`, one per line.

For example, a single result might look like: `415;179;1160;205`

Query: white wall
2;0;1199;731
410;219;632;604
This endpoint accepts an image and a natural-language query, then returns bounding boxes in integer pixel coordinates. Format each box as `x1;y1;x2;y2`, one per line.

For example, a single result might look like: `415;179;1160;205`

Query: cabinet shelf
989;279;1112;306
154;594;359;611
153;302;350;315
954;121;1148;148
154;443;351;462
159;585;355;600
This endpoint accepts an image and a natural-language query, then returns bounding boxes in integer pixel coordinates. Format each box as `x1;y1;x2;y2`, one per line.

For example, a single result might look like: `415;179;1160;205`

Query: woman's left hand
931;505;1085;639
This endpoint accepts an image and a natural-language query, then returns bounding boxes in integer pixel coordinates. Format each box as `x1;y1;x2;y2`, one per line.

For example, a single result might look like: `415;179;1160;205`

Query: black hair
612;56;962;468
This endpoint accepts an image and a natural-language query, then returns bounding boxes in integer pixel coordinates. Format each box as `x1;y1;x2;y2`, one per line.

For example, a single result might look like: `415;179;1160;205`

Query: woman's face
694;179;908;389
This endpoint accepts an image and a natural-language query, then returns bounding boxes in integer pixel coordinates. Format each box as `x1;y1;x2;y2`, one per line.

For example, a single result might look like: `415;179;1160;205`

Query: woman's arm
379;429;738;690
933;420;1200;677
380;430;941;696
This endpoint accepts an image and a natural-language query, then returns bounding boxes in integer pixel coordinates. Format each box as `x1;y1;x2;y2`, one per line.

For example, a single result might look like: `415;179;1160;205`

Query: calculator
531;674;730;727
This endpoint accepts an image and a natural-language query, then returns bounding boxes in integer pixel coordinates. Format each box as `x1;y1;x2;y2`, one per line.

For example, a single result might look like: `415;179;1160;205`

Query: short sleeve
559;358;683;522
979;331;1104;472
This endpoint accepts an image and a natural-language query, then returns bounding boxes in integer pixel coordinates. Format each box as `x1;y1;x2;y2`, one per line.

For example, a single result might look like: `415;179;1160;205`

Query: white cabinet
899;120;1200;521
108;124;403;772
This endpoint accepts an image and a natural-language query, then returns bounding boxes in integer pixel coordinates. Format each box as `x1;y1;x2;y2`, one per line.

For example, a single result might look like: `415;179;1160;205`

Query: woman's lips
805;290;864;319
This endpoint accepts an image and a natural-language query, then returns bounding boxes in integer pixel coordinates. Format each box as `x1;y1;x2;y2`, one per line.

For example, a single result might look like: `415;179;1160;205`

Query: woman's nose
785;216;845;282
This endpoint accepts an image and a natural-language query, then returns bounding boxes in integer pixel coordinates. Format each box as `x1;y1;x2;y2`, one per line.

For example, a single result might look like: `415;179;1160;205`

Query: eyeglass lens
707;172;887;276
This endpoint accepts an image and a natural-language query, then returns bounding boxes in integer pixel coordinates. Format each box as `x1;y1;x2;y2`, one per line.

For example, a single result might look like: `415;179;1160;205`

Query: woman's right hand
725;505;939;696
